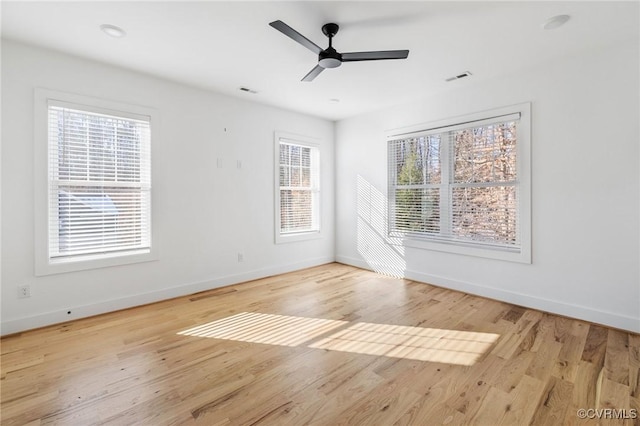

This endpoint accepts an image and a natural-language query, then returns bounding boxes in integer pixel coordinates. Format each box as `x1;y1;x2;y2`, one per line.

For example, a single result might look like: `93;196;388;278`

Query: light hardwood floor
1;263;639;425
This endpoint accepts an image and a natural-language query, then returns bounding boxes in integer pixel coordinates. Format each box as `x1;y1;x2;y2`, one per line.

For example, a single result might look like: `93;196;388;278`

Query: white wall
1;40;335;334
335;39;640;332
3;36;639;335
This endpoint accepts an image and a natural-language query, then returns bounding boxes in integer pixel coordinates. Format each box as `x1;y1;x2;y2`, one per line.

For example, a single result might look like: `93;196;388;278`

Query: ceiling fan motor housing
319;48;342;68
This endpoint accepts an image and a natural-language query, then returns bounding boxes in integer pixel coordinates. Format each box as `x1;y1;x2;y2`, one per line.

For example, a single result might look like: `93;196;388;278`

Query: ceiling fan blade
302;65;324;82
269;20;322;55
342;50;410;62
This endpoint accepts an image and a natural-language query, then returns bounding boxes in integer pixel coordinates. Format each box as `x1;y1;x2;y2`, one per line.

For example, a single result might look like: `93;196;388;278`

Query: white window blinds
278;139;320;235
389;113;521;252
48;102;151;260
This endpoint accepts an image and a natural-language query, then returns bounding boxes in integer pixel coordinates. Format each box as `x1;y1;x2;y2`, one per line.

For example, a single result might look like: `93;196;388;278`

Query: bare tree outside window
389;119;520;251
451;122;518;245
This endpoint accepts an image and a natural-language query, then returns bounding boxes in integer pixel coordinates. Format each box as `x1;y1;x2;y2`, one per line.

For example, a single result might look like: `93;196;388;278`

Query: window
388;104;531;262
35;89;157;274
275;132;320;243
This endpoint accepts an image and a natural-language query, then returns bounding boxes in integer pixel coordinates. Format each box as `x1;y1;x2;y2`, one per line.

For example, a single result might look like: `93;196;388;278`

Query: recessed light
542;15;570;30
100;24;126;38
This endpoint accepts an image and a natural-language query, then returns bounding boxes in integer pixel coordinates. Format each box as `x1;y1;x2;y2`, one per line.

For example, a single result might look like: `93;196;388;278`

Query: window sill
35;249;158;276
390;234;531;264
275;230;322;244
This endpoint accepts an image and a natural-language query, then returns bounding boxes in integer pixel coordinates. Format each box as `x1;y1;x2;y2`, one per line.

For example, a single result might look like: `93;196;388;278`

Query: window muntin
275;134;320;242
48;102;151;261
389;111;525;256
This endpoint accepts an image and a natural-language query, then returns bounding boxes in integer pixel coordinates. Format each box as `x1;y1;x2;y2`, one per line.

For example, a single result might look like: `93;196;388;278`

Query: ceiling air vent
445;71;472;82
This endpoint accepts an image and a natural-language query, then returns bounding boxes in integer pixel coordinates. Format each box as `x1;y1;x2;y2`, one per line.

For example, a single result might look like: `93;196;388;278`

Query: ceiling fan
269;20;410;82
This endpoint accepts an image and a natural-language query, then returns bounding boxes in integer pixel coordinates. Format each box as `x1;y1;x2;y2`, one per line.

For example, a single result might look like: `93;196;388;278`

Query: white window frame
274;131;321;244
387;103;531;263
34;88;159;275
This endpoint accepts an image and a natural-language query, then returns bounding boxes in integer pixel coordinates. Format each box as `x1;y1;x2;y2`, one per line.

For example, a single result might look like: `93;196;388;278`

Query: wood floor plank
605;330;631;386
471;374;546;426
1;263;638;425
529;376;574;426
552;333;588;383
582;324;609;367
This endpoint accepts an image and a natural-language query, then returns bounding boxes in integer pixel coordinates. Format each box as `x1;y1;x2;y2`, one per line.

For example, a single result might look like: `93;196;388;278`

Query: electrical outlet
237;252;244;262
18;285;31;298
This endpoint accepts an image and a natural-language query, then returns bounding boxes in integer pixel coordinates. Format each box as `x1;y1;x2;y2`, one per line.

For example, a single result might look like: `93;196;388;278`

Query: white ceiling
2;1;638;121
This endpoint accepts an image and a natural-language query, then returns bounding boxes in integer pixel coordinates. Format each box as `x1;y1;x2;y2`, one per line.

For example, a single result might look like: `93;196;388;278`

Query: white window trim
34;88;159;275
274;131;321;244
386;102;531;263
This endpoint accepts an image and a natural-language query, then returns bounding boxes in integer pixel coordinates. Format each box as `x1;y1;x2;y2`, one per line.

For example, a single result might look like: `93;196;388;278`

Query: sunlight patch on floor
308;322;500;366
178;312;347;346
178;312;499;366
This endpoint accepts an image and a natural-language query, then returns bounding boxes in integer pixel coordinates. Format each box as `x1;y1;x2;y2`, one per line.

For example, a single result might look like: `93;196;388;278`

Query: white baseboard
336;254;640;333
6;255;637;335
1;256;335;336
